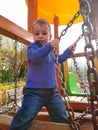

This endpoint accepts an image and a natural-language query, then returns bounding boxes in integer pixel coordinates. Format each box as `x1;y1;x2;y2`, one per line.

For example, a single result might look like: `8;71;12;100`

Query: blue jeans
10;88;69;130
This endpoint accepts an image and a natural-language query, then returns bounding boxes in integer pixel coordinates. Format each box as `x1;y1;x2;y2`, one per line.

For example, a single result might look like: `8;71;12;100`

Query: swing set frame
0;0;98;130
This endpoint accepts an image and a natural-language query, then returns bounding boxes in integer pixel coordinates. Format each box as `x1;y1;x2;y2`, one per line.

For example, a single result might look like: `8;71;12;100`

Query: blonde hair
32;18;51;33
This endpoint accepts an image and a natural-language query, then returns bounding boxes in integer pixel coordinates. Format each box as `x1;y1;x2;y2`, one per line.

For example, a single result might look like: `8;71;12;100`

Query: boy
10;18;76;130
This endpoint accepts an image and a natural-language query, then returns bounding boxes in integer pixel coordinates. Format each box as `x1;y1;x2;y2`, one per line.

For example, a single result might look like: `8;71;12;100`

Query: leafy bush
0;81;25;92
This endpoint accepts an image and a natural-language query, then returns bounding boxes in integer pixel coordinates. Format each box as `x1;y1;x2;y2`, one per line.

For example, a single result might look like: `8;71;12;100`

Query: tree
0;35;28;83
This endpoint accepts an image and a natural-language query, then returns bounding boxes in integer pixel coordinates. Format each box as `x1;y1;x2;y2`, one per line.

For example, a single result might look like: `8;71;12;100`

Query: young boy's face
33;24;52;45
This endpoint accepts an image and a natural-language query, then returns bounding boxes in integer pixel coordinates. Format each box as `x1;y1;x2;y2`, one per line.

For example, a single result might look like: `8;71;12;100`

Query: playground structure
0;0;98;130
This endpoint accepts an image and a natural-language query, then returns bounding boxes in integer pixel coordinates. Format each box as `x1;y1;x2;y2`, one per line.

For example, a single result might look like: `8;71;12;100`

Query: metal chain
55;60;80;130
70;34;92;122
71;34;84;83
93;19;98;58
13;40;18;110
89;3;98;58
72;34;90;103
80;0;98;129
95;39;98;58
54;11;81;130
74;107;91;122
73;34;83;46
59;11;80;40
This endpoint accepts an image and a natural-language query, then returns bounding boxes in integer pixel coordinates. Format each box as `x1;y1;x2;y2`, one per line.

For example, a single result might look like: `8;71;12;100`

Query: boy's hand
51;38;60;49
50;38;60;50
69;44;76;52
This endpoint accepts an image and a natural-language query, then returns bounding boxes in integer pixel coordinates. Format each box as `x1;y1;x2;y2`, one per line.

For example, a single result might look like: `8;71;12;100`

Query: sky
0;0;86;55
0;0;27;30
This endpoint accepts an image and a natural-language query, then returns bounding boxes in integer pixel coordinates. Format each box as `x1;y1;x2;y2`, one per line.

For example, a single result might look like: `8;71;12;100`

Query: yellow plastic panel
26;0;82;25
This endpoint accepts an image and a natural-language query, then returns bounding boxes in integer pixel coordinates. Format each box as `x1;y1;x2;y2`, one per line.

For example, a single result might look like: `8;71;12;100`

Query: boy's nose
39;34;43;37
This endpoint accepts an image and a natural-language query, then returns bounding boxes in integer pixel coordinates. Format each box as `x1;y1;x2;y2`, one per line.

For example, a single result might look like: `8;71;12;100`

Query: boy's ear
49;34;52;40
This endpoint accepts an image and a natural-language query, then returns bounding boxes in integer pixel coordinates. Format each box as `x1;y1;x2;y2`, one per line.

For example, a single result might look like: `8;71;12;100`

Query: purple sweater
25;41;73;89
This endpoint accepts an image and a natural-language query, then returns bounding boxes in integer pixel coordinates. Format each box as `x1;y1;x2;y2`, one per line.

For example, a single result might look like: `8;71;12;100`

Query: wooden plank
69;101;90;111
0;114;13;126
27;120;93;130
0;15;95;60
35;112;51;121
0;15;33;45
0;114;93;130
69;100;98;111
0;115;71;130
28;0;38;33
27;120;71;130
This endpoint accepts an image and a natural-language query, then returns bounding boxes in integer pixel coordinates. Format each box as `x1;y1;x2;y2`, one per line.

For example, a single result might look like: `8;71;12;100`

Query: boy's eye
43;32;47;35
34;32;48;36
35;33;39;36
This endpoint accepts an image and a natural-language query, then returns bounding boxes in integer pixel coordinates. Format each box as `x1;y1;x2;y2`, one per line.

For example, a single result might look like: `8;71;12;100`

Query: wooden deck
0;95;95;130
0;114;94;130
